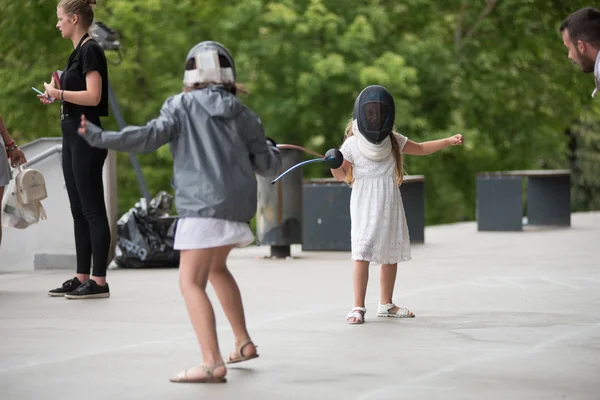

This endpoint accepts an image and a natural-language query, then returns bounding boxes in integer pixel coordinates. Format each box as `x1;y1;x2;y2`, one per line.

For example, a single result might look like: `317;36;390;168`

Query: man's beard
575;50;595;73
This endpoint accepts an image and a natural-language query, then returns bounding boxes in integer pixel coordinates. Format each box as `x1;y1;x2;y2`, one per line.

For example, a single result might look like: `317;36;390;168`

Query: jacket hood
188;85;244;118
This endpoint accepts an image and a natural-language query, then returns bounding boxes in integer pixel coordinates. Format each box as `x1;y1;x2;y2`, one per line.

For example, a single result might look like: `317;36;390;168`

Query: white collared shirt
593;50;600;98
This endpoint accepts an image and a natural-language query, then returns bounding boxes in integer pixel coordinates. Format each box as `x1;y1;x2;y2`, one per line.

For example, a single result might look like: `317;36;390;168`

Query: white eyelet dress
340;134;411;264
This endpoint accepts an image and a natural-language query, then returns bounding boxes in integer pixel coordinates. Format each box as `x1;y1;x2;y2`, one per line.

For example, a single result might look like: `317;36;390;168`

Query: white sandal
346;307;366;324
376;303;415;318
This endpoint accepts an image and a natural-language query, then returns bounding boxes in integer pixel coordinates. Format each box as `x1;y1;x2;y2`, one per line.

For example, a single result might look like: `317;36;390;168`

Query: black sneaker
48;277;83;297
64;280;110;299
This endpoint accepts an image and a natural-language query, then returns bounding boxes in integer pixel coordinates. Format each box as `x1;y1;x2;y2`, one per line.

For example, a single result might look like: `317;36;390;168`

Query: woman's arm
0;116;12;145
0;116;27;166
44;71;102;107
403;134;463;156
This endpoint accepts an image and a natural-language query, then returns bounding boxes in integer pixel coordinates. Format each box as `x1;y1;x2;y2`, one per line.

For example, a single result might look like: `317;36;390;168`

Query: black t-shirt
60;38;109;119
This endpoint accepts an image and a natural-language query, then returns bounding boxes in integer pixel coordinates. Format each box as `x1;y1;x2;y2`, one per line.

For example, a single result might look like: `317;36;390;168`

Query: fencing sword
271;144;333;185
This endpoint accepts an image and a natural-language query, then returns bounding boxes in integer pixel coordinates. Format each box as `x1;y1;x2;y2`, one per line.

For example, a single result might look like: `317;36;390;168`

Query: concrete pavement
1;212;599;400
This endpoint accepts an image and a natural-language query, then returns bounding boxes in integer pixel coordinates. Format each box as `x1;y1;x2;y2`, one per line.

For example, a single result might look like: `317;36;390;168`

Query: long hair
344;118;404;185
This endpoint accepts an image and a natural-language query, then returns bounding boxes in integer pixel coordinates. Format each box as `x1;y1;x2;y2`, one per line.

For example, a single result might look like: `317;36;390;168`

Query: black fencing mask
353;85;395;144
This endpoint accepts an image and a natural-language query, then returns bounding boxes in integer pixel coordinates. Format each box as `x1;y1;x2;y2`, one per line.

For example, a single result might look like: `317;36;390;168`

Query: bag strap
37;202;47;221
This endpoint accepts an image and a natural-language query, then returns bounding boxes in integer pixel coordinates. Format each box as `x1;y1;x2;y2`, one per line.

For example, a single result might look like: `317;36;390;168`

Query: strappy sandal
169;363;227;383
376;303;415;318
227;340;259;364
346;307;366;324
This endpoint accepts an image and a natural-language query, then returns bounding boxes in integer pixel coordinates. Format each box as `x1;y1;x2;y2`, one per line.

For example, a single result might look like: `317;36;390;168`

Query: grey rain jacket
82;85;282;222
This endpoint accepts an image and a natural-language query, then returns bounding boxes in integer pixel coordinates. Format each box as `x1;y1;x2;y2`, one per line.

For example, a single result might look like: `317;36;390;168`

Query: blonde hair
344;118;404;185
58;0;96;31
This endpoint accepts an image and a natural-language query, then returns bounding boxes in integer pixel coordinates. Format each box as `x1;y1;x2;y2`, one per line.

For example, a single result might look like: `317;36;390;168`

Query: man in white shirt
560;7;600;98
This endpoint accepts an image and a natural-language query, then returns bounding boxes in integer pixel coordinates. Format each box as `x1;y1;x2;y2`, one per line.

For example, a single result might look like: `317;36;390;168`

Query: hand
43;78;58;100
266;137;277;148
78;114;87;135
448;134;464;146
9;148;27;168
37;91;55;105
324;148;344;169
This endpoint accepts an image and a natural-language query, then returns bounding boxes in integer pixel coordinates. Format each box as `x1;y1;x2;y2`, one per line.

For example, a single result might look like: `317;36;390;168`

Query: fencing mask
183;41;236;86
353;85;395;144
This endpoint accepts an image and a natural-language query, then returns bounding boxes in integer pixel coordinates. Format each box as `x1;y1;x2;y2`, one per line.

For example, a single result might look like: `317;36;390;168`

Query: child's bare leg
348;260;369;323
176;248;226;379
208;245;257;360
353;260;370;306
380;263;398;304
380;263;414;317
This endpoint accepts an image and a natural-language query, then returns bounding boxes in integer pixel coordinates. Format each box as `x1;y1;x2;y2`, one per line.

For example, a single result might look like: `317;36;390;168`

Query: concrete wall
0;138;117;273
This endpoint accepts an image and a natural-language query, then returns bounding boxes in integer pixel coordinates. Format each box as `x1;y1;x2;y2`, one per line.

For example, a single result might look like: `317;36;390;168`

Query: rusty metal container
256;148;303;258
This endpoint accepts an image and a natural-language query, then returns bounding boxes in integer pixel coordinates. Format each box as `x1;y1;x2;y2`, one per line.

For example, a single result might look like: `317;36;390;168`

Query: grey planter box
302;176;425;251
476;170;571;231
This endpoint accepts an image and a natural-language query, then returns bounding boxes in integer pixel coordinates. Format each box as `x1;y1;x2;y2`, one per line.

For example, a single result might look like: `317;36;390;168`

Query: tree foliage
1;0;598;224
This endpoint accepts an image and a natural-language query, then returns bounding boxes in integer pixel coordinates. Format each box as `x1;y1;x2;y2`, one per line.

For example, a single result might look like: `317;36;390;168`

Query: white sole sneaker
65;292;110;299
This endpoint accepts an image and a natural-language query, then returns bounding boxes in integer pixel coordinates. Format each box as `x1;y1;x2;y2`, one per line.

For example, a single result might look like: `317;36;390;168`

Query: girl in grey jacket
79;41;281;383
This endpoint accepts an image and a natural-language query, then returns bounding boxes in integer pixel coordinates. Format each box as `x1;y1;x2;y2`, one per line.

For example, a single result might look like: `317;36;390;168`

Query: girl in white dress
326;85;463;324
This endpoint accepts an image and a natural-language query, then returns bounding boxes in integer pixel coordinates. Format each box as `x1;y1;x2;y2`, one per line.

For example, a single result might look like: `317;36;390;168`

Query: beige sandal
169;363;227;383
227;340;259;364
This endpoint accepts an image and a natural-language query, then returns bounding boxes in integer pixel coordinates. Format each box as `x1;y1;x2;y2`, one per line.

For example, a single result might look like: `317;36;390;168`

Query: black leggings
61;117;111;277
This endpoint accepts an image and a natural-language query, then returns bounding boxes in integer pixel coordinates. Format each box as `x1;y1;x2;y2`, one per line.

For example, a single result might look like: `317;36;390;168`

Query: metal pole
103;149;118;262
107;81;152;202
94;23;152;265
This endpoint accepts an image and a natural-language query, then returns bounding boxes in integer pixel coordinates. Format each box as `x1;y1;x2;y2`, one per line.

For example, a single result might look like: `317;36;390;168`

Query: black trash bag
113;191;180;268
148;191;174;217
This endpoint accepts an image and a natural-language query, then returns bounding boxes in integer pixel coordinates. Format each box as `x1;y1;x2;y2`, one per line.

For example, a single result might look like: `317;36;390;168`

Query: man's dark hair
560;7;600;47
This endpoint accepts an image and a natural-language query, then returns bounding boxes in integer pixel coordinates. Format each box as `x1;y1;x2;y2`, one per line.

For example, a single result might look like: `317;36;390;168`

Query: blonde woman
38;0;111;299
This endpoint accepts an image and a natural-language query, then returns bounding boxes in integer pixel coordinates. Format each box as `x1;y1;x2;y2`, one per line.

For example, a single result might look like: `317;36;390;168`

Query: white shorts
174;217;255;250
0;137;11;187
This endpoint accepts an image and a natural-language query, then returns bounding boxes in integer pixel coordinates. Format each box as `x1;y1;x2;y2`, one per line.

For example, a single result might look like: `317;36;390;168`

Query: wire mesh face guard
353;85;395;144
183;41;236;86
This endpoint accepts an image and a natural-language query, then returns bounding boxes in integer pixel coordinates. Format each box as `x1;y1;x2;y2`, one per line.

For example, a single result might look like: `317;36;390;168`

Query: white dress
340;134;411;264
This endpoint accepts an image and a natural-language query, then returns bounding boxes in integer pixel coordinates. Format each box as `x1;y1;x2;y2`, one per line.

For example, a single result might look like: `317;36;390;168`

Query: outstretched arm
78;101;178;153
403;134;463;156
